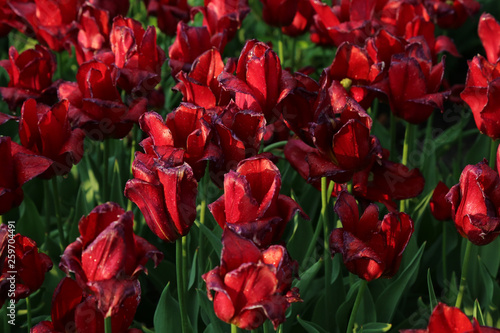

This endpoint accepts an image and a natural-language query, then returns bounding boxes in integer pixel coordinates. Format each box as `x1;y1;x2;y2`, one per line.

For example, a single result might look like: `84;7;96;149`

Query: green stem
56;52;62;80
102;139;110;202
399;122;414;212
26;296;32;332
2;303;10;333
198;165;209;287
52;178;66;249
231;324;239;333
321;177;332;330
455;240;473;308
263;140;288;153
278;30;285;66
176;238;190;333
390;112;397;162
291;37;297;71
104;316;112;333
346;280;367;333
263;321;272;333
127;129;136;212
0;215;2;225
489;139;498;169
442;223;447;282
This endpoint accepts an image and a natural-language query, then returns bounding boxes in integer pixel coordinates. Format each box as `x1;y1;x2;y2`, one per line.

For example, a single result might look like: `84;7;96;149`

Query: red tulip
0;136;52;215
259;0;299;27
424;0;480;29
89;0;130;18
218;40;295;123
155;0;191;36
58;59;147;140
125;154;199;242
400;302;500;333
209;156;306;247
0;45;57;110
0;225;53;307
281;0;314;36
73;4;111;64
429;181;452;221
330;191;414;281
31;277;141;333
446;161;500;246
203;228;300;330
478;13;500;64
461;55;500;140
19;99;85;178
9;0;83;51
60;202;162;316
109;16;166;97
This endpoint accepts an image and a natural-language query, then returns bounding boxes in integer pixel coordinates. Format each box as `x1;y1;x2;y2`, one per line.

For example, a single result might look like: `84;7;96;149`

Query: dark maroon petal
223;170;260;223
78;202;125;248
87;279;140;318
220;228;262;275
430;181;452;221
479;13;500;64
334;191;360;233
51;277;83;331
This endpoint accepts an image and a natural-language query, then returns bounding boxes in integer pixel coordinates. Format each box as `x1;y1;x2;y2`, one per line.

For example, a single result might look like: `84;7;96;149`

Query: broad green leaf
473;299;485;326
154;282;182;332
375;242;426;322
110;159;125;207
297;316;328;333
188;250;198;290
358;322;392;333
18;195;45;246
295;259;323;293
196;289;224;332
336;280;364;332
427;269;437;312
195;221;221;257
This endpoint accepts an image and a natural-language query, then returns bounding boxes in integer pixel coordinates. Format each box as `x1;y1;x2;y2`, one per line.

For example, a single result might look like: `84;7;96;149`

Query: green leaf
188;250;198;290
358;322;392;333
295;259;323;293
473;299;485;326
297;316;328;333
18;195;45;246
196;289;224;332
110;159;125;207
194;221;222;257
375;242;426;322
427;269;437;312
154;282;181;332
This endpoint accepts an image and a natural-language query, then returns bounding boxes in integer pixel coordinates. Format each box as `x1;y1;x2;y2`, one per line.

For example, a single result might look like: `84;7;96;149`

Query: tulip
209;156;306;247
73;4;111;64
424;0;480;29
203;228;301;330
0;45;57;110
330;191;414;281
155;0;191;36
446;161;500;246
260;0;299;27
478;13;500;64
400;302;500;333
429;181;452;221
89;0;130;18
0;225;53;307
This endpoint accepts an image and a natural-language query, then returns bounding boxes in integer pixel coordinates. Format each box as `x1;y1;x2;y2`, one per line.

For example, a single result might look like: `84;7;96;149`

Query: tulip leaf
295;259;323;294
358;322;392;332
473;299;485;326
336;279;364;332
477;256;494;307
154;282;181;333
18;195;45;246
375;242;426;322
427;269;437;312
188;250;198;290
194;221;222;257
196;289;224;332
110;159;125;207
297;316;328;333
478;237;500;280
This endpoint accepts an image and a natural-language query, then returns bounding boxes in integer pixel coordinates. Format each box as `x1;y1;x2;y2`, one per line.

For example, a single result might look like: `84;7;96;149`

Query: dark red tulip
423;0;480;29
109;16;166;97
400;302;500;333
19;99;85;178
58;59;147;140
429;181;452;221
89;0;130;18
446;161;500;246
125;154;199;242
0;0;29;37
281;0;314;36
168;22;217;79
0;45;57;110
59;202;162;317
31;277;141;333
218;40;295;123
73;4;111;64
192;0;250;46
9;0;83;51
0;225;53;307
330;191;414;281
203;228;301;330
209;156;306;247
259;0;298;27
155;0;190;36
352;149;425;211
478;13;500;64
0;136;52;215
461;55;500;140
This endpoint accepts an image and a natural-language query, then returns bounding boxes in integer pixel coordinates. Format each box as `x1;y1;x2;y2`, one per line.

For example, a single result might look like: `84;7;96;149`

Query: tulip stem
104;316;112;333
346;280;367;333
400;122;414;212
26;296;32;332
455;240;473;309
198;164;209;287
321;177;332;330
52;177;66;249
489;139;498;169
291;38;297;70
263;140;288;153
278;29;285;66
102;139;110;202
177;238;190;333
231;324;238;333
